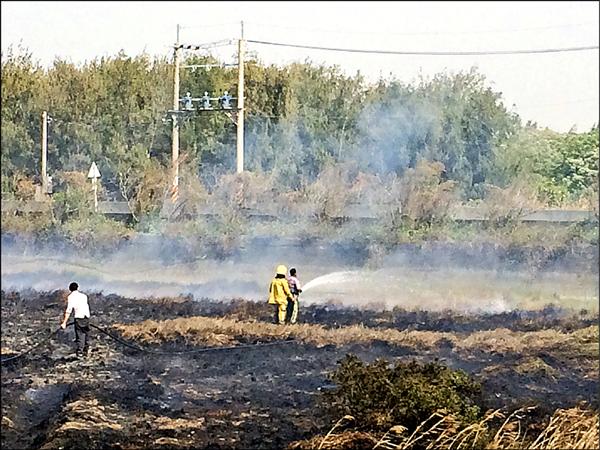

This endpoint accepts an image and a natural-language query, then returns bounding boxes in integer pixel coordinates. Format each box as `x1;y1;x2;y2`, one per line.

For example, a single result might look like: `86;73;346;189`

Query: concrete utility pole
236;22;245;174
41;111;48;193
171;24;181;203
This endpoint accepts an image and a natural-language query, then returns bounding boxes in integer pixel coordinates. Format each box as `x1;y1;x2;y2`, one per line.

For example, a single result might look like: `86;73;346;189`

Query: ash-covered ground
1;290;598;449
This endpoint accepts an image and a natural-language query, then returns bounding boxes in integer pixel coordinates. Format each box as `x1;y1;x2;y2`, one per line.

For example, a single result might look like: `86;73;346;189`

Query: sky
2;1;599;132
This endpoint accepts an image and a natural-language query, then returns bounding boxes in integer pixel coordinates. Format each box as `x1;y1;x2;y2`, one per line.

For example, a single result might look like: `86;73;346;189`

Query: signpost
87;162;101;212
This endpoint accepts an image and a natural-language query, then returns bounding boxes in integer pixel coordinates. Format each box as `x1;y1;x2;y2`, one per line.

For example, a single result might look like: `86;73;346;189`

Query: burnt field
1;290;598;449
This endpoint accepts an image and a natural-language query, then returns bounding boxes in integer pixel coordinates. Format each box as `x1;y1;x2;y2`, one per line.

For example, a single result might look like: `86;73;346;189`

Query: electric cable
246;39;599;56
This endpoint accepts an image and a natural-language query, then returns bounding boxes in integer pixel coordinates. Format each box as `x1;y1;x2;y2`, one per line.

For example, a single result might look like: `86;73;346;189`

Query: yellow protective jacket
268;277;292;305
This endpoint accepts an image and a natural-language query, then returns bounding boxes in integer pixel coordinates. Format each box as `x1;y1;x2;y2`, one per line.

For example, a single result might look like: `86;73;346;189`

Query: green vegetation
323;355;482;432
493;126;599;205
1;46;598;253
296;353;599;450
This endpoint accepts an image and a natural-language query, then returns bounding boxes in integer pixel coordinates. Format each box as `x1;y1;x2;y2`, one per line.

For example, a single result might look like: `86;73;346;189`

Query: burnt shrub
323;355;482;432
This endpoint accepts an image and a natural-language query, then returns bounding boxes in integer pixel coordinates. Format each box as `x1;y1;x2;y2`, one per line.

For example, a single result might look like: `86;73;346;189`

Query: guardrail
0;200;132;215
1;199;596;223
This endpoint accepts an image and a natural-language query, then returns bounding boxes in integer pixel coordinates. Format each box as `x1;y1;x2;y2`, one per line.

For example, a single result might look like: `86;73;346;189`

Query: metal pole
92;178;98;212
41;111;48;193
236;38;245;174
171;25;181;201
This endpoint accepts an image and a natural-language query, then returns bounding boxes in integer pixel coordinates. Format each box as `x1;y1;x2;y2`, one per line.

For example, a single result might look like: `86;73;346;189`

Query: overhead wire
176;39;236;50
179;22;239;30
246;39;599;56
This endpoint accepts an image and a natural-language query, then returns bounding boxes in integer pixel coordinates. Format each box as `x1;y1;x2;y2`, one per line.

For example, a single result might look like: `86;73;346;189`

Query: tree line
1;45;598;208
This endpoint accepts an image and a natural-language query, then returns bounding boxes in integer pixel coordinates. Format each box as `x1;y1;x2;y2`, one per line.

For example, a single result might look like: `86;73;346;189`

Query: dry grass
526;406;599;449
292;406;599;450
1;416;15;429
153;416;206;431
152;436;195;447
513;357;559;379
288;415;377;450
51;399;124;434
113;316;452;349
38;397;207;449
456;326;598;355
113;316;599;357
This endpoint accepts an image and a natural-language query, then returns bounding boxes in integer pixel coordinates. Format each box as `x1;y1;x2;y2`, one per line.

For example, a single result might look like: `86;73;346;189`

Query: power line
245;20;598;37
246;39;599;56
180;22;239;30
176;39;236;50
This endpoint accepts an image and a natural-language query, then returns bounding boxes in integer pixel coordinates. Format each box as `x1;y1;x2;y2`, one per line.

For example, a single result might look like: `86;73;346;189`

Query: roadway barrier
1;199;596;223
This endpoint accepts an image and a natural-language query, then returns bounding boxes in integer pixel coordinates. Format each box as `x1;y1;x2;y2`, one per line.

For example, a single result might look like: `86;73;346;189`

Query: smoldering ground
1;232;597;314
1;287;597;450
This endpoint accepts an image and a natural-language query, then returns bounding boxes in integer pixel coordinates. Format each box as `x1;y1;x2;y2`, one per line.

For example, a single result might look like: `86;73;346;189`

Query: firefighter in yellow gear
268;264;293;325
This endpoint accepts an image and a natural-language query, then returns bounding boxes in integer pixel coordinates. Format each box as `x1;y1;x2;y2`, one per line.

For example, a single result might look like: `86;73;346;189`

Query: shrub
51;171;96;223
323;355;482;432
212;171;276;211
115;156;169;221
12;172;37;200
396;161;458;226
481;179;542;228
61;215;132;254
376;161;458;236
302;162;358;222
0;211;55;245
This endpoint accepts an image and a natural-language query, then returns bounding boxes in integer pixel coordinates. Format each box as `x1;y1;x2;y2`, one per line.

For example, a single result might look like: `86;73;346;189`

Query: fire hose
1;321;297;365
0;323;72;364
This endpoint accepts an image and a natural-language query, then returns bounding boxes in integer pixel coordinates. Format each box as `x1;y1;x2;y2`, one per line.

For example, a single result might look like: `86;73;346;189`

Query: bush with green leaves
492;126;599;205
60;214;132;254
323;355;483;432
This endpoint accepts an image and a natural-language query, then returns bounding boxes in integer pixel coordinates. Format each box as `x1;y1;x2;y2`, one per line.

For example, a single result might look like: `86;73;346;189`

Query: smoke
242;90;442;185
1;235;596;314
2;75;597;314
0;233;349;301
351;94;440;175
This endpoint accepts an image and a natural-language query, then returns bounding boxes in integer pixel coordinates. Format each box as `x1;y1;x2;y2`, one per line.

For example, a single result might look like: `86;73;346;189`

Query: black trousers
74;317;90;353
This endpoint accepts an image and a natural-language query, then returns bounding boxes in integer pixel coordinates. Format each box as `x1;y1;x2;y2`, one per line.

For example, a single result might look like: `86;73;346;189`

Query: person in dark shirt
286;268;302;324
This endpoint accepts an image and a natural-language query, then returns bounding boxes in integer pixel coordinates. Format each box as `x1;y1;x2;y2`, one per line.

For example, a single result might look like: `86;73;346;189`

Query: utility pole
236;22;245;174
41;111;48;194
171;24;181;203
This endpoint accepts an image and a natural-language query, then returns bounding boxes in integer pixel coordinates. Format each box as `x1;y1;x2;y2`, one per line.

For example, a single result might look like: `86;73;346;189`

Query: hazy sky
2;1;599;132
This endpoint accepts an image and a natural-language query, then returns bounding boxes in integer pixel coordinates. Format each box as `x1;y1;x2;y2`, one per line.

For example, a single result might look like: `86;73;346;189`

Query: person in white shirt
61;282;91;356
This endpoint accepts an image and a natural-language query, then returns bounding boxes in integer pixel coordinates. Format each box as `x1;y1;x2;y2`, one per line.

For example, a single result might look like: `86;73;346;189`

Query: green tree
492;125;599;204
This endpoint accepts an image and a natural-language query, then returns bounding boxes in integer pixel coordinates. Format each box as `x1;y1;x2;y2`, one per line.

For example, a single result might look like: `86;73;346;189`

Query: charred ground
1;290;598;449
